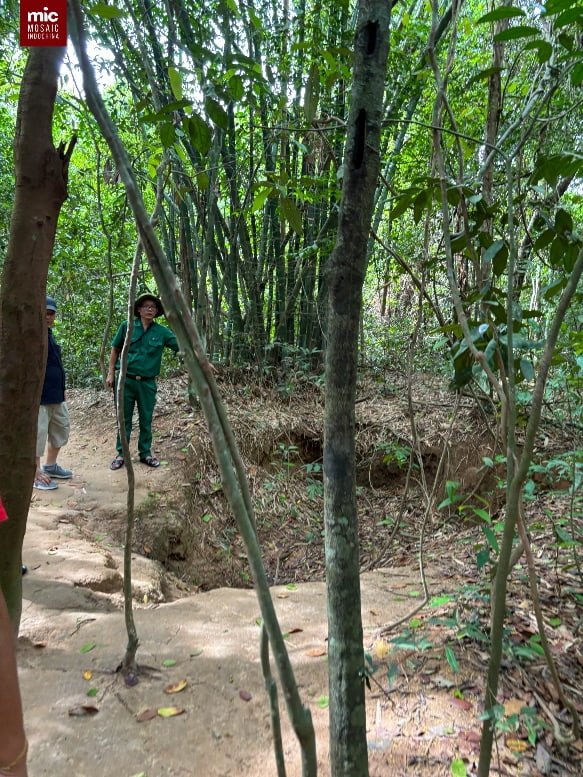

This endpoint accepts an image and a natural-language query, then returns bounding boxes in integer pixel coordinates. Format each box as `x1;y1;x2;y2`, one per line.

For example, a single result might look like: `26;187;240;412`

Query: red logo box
20;0;67;47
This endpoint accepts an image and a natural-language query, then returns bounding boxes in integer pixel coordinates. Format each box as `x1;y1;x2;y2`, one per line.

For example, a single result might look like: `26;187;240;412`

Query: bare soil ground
18;374;583;776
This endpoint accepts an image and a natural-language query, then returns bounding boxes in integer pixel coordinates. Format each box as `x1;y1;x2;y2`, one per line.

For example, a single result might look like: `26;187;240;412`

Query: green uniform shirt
112;319;179;378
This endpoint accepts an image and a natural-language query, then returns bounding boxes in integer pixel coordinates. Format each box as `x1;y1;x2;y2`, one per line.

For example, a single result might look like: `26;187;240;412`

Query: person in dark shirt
34;297;72;491
106;293;178;470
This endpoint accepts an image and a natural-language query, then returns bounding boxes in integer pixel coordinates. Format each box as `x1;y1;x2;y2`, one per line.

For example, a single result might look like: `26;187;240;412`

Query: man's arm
165;328;179;353
105;347;120;388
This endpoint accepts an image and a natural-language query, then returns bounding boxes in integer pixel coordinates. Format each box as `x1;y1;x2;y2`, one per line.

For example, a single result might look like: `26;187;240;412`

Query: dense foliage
0;1;580;414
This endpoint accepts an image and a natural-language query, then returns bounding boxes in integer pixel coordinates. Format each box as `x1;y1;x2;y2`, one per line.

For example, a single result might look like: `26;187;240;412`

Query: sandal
110;457;125;470
140;456;160;468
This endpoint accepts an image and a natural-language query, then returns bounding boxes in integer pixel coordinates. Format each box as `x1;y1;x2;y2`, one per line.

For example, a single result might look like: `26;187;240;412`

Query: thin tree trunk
324;3;391;775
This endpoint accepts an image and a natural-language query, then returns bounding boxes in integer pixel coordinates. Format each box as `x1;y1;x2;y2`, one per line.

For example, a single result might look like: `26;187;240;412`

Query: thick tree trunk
323;3;390;775
0;47;69;626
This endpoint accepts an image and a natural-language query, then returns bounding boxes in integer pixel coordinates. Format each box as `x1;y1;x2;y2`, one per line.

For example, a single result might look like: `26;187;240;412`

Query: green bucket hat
134;293;164;318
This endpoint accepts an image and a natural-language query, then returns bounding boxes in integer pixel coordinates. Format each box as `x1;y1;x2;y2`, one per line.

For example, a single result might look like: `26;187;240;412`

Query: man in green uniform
106;293;178;470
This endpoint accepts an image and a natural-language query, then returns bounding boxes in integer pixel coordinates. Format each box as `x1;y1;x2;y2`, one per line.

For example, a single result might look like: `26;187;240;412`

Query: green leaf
248;7;264;30
543;0;579;17
159;123;176;149
555;7;583;28
205;98;228;130
429;594;455;607
86;688;99;697
228;74;245;101
484;240;506;262
558;32;575;51
142;100;192;123
492;245;509;276
533;228;555;251
477;547;490;569
542;277;566;300
451;758;467;777
555;208;573;235
390;190;417;219
168;67;183;101
530;151;583;186
80;642;96;654
450;232;468;252
483;525;500;553
413;189;430;223
251;187;271;212
188;114;212;155
196;171;209;190
523;39;553;63
477;8;525;23
571;63;583;88
89;2;127;19
472;507;491;523
493;26;541;42
316;695;329;709
304;63;320;122
549;236;567;266
162;659;177;668
445;646;459;673
279;196;303;235
465;66;503;89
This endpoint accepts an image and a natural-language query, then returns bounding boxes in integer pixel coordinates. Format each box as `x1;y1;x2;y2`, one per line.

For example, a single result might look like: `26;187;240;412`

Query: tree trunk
324;3;390;775
0;46;70;626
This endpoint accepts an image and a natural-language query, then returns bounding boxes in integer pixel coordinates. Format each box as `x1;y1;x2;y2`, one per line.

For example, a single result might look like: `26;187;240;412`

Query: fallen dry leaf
164;679;188;694
505;737;529;752
305;648;327;657
457;729;481;751
68;705;99;717
83;670;93;681
449;696;472;711
504;698;526;716
136;708;158;723
287;627;303;634
239;690;252;702
157;706;185;718
372;639;391;660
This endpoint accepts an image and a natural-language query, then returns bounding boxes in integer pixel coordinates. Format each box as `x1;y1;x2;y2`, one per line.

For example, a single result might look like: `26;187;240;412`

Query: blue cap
46;296;57;312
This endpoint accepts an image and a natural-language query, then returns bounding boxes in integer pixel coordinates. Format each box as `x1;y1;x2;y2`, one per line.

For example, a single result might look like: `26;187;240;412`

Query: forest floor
19;371;582;776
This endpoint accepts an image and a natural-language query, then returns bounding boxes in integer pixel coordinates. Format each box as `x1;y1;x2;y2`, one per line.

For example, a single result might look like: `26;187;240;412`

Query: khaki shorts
37;403;70;457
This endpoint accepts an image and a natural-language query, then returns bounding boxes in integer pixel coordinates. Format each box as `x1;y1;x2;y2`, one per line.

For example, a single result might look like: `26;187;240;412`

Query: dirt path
17;389;539;776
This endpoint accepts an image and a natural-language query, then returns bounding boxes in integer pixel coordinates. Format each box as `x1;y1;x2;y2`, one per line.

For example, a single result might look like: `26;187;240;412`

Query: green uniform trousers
115;376;157;459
